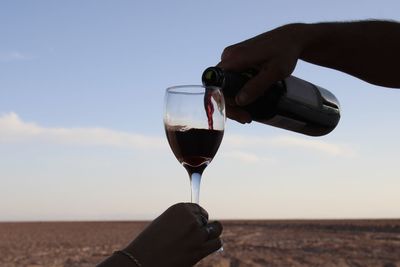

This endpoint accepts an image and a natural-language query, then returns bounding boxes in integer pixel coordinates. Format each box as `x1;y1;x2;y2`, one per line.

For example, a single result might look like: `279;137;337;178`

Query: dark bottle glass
202;67;340;136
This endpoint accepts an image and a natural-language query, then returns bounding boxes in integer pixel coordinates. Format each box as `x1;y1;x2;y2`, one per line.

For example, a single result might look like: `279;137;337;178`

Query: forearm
295;20;400;88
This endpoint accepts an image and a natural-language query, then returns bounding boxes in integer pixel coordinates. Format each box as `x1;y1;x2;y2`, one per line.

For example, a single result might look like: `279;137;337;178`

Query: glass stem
190;173;202;204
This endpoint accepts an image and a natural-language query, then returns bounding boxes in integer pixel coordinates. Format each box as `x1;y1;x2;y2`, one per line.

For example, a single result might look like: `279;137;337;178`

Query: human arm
97;203;223;267
299;20;400;88
218;20;400;110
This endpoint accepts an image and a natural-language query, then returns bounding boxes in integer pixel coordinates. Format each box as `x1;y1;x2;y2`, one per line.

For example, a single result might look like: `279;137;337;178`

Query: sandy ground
1;220;400;267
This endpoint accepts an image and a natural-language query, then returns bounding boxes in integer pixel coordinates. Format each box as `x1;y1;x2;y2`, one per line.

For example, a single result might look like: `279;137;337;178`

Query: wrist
282;22;313;59
295;22;345;63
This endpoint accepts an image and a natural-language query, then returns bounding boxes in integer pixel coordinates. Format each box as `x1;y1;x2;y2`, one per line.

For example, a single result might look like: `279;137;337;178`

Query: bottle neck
202;67;225;87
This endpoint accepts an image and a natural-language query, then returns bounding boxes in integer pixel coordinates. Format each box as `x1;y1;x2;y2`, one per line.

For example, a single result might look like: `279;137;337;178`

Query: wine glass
164;85;225;204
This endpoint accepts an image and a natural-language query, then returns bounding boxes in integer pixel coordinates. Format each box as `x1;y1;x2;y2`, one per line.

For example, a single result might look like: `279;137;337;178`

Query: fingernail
237;117;251;124
236;92;249;106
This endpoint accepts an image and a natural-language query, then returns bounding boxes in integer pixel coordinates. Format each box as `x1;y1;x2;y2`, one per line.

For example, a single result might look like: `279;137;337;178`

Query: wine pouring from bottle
202;67;341;136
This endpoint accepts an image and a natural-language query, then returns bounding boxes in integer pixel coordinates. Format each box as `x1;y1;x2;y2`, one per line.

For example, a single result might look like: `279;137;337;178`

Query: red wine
204;89;214;130
165;127;224;174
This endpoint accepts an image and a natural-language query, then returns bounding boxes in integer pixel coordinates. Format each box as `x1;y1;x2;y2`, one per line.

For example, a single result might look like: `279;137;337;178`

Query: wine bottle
202;67;340;136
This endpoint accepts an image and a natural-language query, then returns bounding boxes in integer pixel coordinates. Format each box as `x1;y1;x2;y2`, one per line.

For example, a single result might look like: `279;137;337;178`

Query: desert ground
1;220;400;267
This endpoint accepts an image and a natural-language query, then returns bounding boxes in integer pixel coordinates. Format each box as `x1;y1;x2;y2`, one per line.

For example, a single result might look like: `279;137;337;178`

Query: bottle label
284;76;320;107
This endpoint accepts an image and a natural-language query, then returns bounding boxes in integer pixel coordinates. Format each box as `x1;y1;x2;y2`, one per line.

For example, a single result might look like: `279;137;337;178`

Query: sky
0;0;399;221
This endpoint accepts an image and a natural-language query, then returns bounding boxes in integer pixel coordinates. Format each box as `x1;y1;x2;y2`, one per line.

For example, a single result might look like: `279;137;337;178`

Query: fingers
217;45;252;72
188;203;209;221
168;204;222;245
235;63;283;106
226;104;252;124
217;46;287;106
174;202;208;220
197;238;223;260
182;203;210;229
190;220;223;246
202;221;223;241
165;203;209;229
216;29;299;107
195;204;209;220
217;34;267;71
192;226;223;264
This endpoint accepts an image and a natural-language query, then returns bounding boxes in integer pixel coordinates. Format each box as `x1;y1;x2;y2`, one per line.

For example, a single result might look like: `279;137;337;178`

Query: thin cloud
0;112;356;158
272;135;356;157
0;112;165;150
224;134;356;158
0;51;33;61
221;150;276;164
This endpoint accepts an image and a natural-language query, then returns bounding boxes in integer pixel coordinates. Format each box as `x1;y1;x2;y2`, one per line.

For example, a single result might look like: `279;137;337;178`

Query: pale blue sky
1;0;399;221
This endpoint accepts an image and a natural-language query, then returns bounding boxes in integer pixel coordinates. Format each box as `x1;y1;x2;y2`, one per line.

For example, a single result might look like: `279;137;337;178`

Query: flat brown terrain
1;220;400;267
